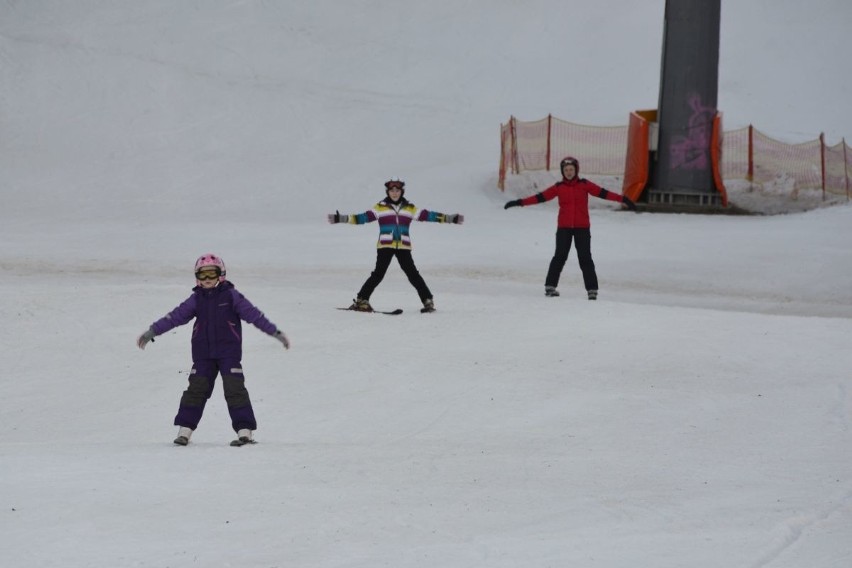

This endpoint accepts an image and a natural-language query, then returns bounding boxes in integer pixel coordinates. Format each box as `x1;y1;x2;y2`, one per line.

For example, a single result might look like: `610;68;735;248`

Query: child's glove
504;199;522;209
137;328;156;350
274;330;290;350
446;213;464;224
328;210;348;224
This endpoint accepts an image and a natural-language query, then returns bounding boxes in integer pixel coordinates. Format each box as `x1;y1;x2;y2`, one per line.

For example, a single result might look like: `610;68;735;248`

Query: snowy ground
2;2;851;567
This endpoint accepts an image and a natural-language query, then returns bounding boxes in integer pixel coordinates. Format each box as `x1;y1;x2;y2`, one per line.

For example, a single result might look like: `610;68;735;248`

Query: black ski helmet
385;179;405;198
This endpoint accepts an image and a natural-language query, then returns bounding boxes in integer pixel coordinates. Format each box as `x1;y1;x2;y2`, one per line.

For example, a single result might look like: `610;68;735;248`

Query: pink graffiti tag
669;94;716;171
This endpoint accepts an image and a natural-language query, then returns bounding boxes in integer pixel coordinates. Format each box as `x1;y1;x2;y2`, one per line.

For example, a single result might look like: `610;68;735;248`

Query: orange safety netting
500;115;851;202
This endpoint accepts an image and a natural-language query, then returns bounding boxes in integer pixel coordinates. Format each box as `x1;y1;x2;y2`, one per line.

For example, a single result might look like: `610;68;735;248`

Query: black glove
504;199;522;210
446;214;464;224
622;196;637;211
327;210;341;224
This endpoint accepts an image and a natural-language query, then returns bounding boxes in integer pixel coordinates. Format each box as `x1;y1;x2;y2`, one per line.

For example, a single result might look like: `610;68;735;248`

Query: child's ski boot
230;429;257;447
173;426;193;446
348;298;373;312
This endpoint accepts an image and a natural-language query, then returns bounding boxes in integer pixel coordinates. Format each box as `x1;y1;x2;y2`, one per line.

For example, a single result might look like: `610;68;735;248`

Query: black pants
358;248;432;302
545;228;598;291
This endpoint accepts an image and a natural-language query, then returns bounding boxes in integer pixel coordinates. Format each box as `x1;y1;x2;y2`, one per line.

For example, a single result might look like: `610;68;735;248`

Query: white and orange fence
499;114;851;202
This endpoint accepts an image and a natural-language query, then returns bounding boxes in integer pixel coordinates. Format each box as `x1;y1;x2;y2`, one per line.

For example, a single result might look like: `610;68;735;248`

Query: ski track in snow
750;492;852;568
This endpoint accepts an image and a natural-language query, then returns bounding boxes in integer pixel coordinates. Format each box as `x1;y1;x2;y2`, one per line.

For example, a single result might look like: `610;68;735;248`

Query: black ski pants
545;227;598;291
358;248;433;302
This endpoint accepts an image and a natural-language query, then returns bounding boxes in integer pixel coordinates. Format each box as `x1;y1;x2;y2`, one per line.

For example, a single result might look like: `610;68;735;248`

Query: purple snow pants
173;358;257;432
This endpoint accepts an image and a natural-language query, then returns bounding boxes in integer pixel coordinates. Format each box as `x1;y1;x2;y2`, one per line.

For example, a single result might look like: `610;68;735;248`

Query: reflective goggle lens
195;268;221;281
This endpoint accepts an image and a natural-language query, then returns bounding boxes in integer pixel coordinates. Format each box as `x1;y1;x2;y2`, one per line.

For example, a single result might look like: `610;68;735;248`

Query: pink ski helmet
194;253;226;285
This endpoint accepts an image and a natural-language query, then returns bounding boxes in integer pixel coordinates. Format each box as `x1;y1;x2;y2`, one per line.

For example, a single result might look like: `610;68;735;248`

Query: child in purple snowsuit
137;254;290;446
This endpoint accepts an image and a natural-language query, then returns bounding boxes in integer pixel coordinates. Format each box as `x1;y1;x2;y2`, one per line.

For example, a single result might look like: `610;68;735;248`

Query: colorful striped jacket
345;197;452;250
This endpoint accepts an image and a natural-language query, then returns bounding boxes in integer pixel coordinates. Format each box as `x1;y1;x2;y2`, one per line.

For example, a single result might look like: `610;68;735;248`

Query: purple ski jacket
150;281;278;361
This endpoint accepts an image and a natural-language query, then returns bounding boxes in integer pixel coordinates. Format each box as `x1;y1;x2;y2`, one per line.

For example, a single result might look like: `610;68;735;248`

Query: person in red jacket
504;156;636;299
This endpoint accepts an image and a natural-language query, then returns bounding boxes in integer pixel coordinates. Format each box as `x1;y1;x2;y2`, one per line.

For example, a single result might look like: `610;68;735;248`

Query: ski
336;307;403;315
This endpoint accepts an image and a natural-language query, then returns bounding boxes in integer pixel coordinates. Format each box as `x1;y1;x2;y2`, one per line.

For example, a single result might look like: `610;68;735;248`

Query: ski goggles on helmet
560;157;578;169
195;267;222;281
384;180;405;190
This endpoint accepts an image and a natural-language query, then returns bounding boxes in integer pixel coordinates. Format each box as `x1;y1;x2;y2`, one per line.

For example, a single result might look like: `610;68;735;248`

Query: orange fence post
498;123;506;190
845;138;850;200
710;113;728;206
747;124;754;182
820;132;826;201
510;116;518;175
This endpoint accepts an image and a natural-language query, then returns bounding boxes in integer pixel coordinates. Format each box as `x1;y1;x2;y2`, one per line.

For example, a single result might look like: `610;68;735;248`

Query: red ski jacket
520;177;626;228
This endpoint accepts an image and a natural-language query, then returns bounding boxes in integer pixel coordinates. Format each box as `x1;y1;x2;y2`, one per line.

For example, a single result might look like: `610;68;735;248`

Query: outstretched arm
327;209;377;224
231;291;290;350
138;295;197;349
416;210;464;224
505;186;557;209
150;295;197;335
590;185;637;211
231;290;278;335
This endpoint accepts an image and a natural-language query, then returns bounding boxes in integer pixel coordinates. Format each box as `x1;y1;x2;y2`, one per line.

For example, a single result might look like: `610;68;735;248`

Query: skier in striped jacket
328;179;463;313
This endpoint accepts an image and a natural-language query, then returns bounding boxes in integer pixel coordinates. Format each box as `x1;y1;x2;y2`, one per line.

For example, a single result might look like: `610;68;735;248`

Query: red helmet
560;156;579;177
